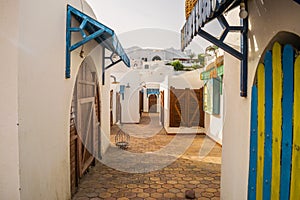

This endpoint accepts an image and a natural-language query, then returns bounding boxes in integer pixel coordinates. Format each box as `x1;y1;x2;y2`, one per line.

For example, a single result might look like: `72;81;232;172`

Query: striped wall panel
248;85;258;200
280;45;294;200
257;63;265;200
290;55;300;200
263;51;272;200
248;42;298;199
271;42;282;200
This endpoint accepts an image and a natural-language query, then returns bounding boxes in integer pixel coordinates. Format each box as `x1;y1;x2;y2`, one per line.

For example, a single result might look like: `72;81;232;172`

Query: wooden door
190;89;204;127
160;91;164;126
148;94;157;113
170;87;186;127
248;42;300;200
70;107;78;196
116;92;121;123
70;61;100;196
169;87;204;127
139;91;144;116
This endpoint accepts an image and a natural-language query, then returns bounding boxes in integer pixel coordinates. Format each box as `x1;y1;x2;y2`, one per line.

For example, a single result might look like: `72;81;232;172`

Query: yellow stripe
256;63;265;200
271;42;282;200
290;56;300;200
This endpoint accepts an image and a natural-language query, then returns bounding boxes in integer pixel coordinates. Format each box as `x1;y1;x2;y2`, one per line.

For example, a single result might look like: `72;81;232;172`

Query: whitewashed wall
110;62;174;123
0;1;21;199
100;59;112;154
221;1;300;199
0;0;111;199
204;94;224;144
118;70;141;123
110;63;133;124
168;69;204;89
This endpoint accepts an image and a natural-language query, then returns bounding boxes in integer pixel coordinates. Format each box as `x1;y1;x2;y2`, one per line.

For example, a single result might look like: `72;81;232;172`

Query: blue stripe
263;51;272;200
248;85;258;200
66;8;72;78
280;44;294;200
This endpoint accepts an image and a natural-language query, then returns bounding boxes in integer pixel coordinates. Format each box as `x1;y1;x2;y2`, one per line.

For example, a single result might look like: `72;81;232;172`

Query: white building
110;60;206;135
0;1;129;199
126;46;189;62
200;55;224;144
182;0;300;199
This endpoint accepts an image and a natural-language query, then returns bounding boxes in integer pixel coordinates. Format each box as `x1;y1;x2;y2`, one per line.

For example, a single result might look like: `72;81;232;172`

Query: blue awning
66;5;130;78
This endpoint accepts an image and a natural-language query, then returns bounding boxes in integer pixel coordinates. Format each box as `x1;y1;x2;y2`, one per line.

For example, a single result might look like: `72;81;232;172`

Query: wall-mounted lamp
110;75;120;84
79;49;84;58
239;1;248;19
126;83;131;88
139;81;146;88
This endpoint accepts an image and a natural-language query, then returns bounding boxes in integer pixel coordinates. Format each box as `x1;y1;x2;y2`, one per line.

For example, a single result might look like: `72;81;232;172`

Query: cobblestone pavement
72;113;222;200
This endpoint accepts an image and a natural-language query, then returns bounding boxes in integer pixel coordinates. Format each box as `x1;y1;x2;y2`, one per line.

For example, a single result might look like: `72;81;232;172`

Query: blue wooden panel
280;44;294;200
120;85;125;100
66;7;72;78
70;29;105;51
213;78;221;115
203;78;220;115
248;85;258;200
263;51;272;200
147;89;160;96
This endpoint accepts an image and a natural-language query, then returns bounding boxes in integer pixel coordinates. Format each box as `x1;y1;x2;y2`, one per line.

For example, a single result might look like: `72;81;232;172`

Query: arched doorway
152;55;162;61
148;94;157;113
70;60;101;196
248;33;300;200
139;90;144;116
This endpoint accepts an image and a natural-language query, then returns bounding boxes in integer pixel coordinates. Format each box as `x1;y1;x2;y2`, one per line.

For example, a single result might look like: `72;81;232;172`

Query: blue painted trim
66;6;72;78
105;59;122;70
102;48;105;85
69;29;104;51
280;44;294;200
219;28;229;42
240;16;248;97
217;15;229;29
146;89;160;97
66;5;130;79
197;29;243;60
69;27;81;32
198;12;248;97
68;5;114;35
248;85;258;200
263;51;272;200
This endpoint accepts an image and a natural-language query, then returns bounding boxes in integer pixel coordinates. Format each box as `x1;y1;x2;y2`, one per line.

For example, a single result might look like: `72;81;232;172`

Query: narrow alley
72;113;221;200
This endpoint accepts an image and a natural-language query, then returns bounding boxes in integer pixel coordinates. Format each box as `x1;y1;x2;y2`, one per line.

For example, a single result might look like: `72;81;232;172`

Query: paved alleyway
72;113;221;200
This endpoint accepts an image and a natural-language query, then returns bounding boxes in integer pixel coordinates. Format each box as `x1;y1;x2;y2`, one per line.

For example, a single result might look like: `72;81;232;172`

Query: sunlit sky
86;0;222;53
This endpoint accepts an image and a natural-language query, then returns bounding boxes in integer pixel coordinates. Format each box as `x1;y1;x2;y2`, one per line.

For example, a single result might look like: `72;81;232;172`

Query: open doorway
69;60;101;196
148;94;158;113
